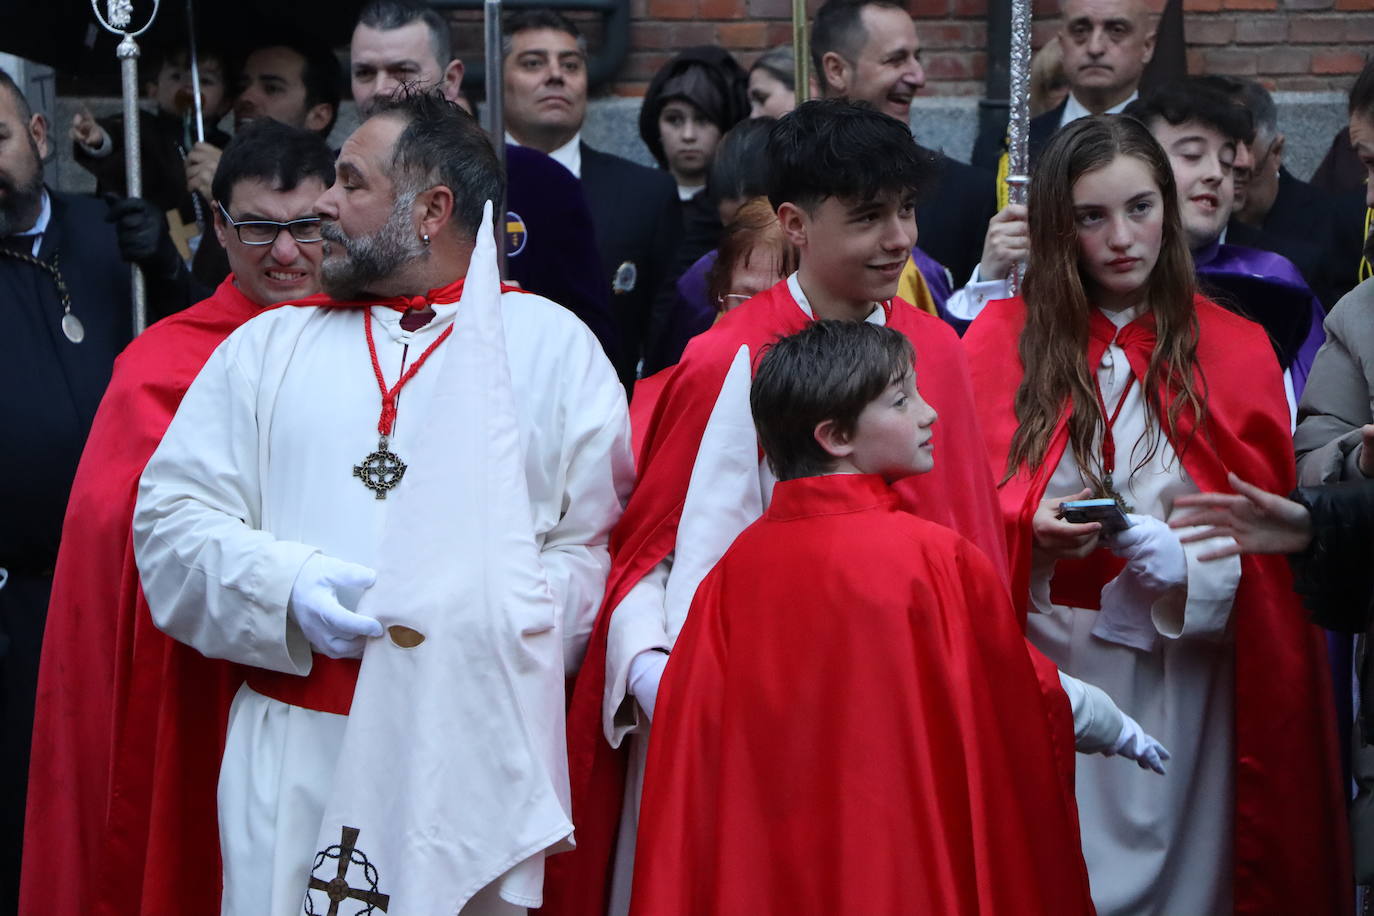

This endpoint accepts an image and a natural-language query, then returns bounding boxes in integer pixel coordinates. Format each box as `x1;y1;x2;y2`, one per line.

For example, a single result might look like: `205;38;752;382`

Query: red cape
630;474;1093;915
21;279;260;916
963;295;1352;915
541;280;1061;916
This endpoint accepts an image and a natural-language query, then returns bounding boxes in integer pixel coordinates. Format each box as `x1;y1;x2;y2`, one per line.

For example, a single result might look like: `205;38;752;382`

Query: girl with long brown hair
965;115;1350;915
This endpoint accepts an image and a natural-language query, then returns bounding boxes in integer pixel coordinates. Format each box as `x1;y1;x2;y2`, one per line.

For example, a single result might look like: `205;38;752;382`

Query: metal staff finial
90;0;160;336
1006;0;1031;293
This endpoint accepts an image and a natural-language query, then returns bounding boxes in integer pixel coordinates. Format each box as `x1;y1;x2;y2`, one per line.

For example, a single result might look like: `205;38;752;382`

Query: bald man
971;0;1155;171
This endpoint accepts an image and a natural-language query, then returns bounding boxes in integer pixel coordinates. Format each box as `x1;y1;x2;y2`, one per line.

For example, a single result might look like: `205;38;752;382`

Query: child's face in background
790;188;917;308
147;54;228;121
846;369;937;481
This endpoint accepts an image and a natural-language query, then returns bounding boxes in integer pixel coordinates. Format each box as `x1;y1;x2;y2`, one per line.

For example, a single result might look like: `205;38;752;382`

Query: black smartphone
1056;498;1131;535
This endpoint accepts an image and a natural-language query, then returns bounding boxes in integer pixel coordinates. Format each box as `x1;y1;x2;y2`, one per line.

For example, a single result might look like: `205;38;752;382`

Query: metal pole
1005;0;1031;293
117;34;147;334
93;0;159;336
186;0;205;144
483;0;507;278
792;0;809;103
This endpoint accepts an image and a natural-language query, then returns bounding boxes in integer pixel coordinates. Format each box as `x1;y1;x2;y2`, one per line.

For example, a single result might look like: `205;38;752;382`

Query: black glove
104;194;183;280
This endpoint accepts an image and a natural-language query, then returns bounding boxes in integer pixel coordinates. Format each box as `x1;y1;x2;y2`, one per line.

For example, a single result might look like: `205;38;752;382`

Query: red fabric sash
540;281;1037;916
964;294;1352;915
244;657;361;717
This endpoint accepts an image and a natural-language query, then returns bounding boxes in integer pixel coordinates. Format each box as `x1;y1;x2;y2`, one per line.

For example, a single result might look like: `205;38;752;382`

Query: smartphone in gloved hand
1057;498;1132;535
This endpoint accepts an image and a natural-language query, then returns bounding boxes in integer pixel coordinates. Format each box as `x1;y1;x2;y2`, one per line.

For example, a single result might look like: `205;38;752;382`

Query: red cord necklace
352;311;454;499
1092;367;1136;513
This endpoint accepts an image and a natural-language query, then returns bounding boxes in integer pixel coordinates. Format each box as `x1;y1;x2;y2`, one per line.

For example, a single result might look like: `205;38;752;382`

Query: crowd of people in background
4;0;1374;912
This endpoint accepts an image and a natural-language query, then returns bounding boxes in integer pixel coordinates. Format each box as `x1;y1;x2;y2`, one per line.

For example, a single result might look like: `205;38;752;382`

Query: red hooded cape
21;278;260;916
963;295;1352;915
540;280;1078;916
629;473;1094;916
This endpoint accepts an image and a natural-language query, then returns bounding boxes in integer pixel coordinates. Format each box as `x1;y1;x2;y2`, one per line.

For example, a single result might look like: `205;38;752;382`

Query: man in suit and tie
503;9;683;387
970;0;1155;174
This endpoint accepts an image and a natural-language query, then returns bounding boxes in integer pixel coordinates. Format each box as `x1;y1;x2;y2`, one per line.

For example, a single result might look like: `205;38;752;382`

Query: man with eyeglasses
21;119;335;916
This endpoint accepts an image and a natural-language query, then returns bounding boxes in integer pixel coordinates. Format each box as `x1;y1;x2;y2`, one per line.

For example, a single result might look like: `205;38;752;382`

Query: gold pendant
353;435;407;499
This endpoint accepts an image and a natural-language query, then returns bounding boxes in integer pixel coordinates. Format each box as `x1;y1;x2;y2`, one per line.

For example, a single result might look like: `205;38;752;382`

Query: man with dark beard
131;90;631;916
0;66;134;911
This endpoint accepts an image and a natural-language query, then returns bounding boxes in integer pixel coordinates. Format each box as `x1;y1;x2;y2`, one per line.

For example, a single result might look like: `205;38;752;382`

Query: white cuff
944;264;1012;322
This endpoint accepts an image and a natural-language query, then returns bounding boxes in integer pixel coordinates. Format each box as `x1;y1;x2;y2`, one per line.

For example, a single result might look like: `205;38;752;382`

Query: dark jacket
968;100;1064;174
579;143;683;385
1290;480;1374;635
915;151;999;285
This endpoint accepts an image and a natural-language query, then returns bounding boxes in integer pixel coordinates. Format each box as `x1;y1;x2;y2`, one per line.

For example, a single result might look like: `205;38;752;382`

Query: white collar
787;273;886;325
677;183;704;202
505;131;583;179
1060;90;1138;128
1098;301;1147;330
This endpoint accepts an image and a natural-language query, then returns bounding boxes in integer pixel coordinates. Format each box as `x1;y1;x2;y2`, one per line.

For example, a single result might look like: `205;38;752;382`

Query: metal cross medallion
353;436;408;499
305;825;391;915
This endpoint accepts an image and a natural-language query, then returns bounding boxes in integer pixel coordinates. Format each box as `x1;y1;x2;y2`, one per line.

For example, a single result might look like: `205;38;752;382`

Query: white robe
133;290;633;916
1026;306;1243;916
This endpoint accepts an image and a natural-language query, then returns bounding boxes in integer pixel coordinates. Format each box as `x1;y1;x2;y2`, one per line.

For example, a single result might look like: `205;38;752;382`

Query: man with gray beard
132;90;632;916
0;66;134;910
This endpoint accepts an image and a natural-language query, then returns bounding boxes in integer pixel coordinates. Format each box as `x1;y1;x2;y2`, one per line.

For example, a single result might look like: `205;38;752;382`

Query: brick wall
449;1;1374;98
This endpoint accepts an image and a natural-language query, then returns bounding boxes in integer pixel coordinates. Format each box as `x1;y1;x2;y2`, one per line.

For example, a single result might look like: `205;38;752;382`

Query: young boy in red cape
19;122;335;916
627;319;1096;915
541;99;1163;916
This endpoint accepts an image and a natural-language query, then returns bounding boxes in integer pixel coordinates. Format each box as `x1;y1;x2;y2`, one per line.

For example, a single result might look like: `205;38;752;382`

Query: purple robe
1194;239;1325;397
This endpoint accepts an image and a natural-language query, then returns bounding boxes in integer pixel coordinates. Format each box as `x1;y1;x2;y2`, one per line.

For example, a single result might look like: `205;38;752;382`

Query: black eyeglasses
216;201;324;245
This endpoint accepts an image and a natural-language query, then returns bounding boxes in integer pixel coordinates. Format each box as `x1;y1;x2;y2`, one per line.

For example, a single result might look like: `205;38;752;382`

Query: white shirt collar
1060;90;1138;129
787;272;886;325
505;131;583;179
17;190;50;256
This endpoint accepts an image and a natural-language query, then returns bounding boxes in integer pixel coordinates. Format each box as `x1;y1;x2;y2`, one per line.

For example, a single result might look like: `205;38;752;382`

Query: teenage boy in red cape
541;100;1090;916
20;122;336;916
965;299;1349;906
628;320;1095;915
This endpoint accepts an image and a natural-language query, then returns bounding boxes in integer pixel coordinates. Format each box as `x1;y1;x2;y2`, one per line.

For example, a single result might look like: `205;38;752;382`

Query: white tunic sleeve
534;332;635;676
133;338;317;674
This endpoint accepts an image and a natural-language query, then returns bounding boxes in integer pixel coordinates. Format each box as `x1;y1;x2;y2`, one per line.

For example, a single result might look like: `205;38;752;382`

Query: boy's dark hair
1350;58;1374;122
370;88;505;238
766;98;936;212
245;29;343;136
359;0;453;66
1124;77;1254;146
710;117;775;205
502;9;586;56
141;41;231;90
211;119;336;208
751;320;914;481
810;0;904;92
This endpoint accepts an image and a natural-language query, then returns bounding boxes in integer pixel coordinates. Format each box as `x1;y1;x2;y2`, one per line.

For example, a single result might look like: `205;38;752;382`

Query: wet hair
210;119;336;209
358;0;453;67
1006;114;1204;486
749;46;795;91
767;98;937;212
1124;77;1254;146
368;88;505;238
810;0;904;93
752;320;914;481
710;117;775;205
245;29;343;136
706;197;798;310
502;8;587;56
1349;57;1374;122
638;46;750;167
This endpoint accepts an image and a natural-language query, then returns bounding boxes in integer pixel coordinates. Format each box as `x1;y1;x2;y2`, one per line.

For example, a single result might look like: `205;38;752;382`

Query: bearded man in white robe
133;90;633;916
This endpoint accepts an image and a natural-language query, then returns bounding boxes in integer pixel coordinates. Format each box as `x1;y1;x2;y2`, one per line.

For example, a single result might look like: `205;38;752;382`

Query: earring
422;233;430;246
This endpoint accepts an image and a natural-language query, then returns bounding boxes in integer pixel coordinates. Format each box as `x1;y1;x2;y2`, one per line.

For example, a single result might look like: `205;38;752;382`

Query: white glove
1094;514;1187;651
1106;711;1171;775
288;554;382;659
628;649;670;723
